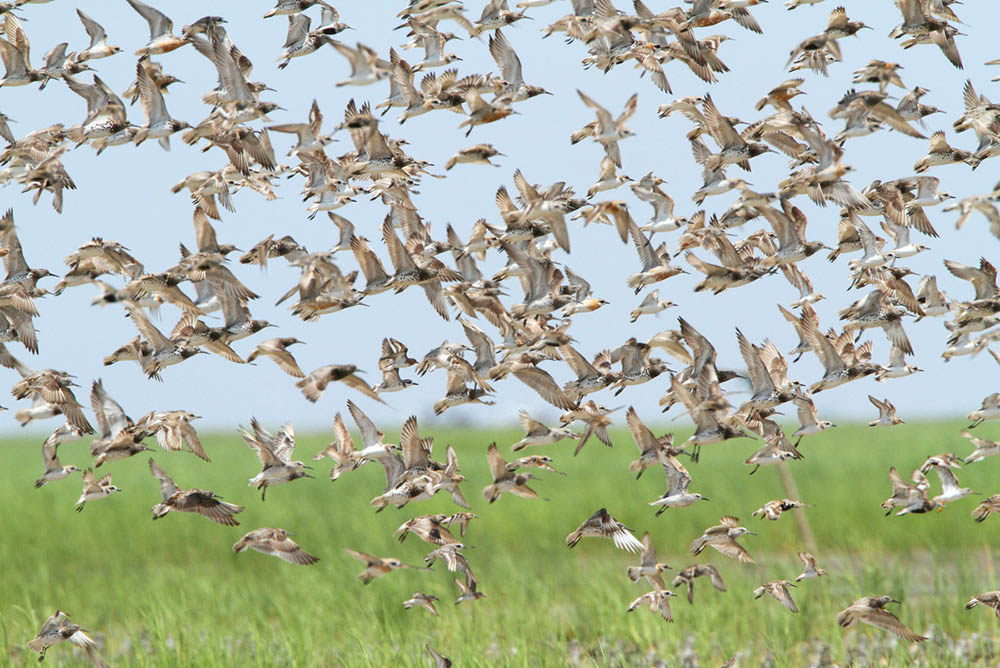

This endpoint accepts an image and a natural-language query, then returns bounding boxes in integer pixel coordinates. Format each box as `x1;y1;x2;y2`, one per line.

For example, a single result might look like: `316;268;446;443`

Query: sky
1;0;998;436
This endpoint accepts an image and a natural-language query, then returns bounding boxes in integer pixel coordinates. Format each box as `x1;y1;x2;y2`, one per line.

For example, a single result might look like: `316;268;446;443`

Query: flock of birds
2;0;1000;665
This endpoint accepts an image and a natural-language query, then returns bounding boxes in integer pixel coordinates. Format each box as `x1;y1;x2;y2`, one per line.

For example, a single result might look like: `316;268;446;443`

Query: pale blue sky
1;1;997;433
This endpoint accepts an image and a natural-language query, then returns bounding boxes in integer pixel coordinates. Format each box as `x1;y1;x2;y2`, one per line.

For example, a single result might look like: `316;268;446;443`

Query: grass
3;419;1000;666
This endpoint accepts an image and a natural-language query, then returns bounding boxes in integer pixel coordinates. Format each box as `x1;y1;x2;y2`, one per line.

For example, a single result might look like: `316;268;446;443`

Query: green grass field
3;420;1000;667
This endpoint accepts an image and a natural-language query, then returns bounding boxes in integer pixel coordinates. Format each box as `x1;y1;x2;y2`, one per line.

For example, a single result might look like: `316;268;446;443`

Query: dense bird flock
2;0;1000;665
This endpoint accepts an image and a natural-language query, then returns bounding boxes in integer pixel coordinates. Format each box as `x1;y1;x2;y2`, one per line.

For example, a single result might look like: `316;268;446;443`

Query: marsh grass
2;420;1000;666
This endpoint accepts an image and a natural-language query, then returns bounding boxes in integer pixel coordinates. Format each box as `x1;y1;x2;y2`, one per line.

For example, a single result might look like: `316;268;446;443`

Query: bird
972;494;1000;523
751;498;812;521
796;551;827;581
482;442;543;503
626;532;671;590
74;468;121;511
836;596;926;642
868;395;904;427
511;410;579;451
754;580;799;613
690;517;755;563
241;419;313;500
232;528;319;565
247;338;306;377
672;564;727;605
403;592;439;615
344;547;419;584
27;610;107;667
297;364;382;403
147;458;243;525
965;591;1000;618
33;440;80;488
566;508;643;552
627;589;676;622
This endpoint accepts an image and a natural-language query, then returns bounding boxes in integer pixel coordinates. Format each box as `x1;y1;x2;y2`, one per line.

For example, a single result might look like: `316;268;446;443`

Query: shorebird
566;508;643;552
876;344;923;381
74;469;121;511
965;591;1000;618
752;498;812;521
241;419;313;500
297;364;381;403
672;564;727;604
791;393;835;440
247;338;306;377
74;10;121;62
445;144;504;170
146;410;208;460
312;412;358;481
868;395;904;427
511;410;579;451
796;551;827;581
625;406;674;479
629;290;675;322
426;644;452;667
929;465;974;509
453;577;486;604
482;442;543;503
33;440;80;488
649;449;708;514
626;532;671;589
972;494;1000;522
576;90;638;168
233;528;319;565
27;611;106;667
627;589;676;622
968;393;1000;428
963;431;1000;464
836;596;926;642
754;580;799;613
690;517;755;563
882;467;935;516
403;592;439;615
126;0;188;55
149;458;244;525
344;547;419;584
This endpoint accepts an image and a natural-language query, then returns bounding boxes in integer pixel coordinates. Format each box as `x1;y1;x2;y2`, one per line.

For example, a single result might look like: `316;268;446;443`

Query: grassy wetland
4;419;1000;667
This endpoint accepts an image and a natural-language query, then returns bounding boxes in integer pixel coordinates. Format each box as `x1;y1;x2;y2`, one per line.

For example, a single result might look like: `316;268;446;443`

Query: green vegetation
3;420;1000;666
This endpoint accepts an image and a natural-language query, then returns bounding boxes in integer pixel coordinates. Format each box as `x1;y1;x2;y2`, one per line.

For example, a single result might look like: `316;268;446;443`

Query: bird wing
148;458;177;501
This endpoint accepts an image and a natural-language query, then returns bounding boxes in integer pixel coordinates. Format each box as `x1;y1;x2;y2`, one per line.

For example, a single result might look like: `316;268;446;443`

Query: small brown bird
297;364;382;403
247;337;306;377
454;577;486;604
403;592;439;615
27;610;107;667
972;494;1000;522
344;547;417;584
796;551;827;581
149;458;244;526
626;532;671;589
965;591;1000;618
566;508;643;552
426;643;453;667
836;596;926;642
751;498;812;521
482;442;543;503
690;517;755;563
672;564;727;604
627;589;676;622
754;580;799;613
232;528;319;565
147;410;208;460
